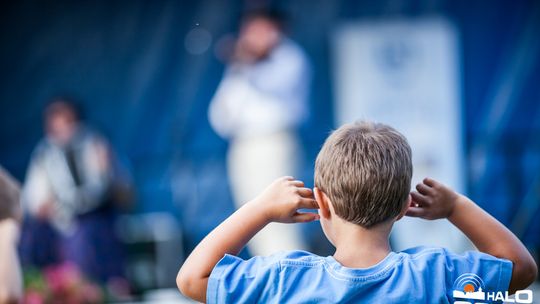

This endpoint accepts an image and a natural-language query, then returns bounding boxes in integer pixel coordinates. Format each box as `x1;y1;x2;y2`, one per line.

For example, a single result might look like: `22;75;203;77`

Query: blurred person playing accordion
21;98;132;289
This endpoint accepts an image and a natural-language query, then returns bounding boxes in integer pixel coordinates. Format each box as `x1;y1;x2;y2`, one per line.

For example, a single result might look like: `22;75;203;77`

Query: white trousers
227;131;307;256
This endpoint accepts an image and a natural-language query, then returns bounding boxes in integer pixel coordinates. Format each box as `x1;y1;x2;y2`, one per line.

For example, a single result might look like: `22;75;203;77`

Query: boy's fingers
299;198;319;209
410;191;428;205
297;187;313;198
281;176;294;181
293;212;320;223
423;177;437;187
289;180;305;187
416;183;433;195
405;206;425;217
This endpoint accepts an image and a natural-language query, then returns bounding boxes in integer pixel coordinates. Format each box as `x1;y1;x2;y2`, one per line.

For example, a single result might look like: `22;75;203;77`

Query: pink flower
40;262;103;303
24;290;45;304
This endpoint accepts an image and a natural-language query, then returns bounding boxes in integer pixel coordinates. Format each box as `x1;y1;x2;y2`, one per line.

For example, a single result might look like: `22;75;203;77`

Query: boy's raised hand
407;177;461;220
178;177;318;302
251;176;320;223
407;177;537;293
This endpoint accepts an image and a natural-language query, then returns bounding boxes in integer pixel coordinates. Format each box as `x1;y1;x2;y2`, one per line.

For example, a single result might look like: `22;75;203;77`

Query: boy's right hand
249;176;319;224
409;177;538;293
407;177;462;220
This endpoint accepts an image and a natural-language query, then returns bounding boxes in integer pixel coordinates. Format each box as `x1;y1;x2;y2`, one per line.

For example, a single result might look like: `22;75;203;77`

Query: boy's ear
314;187;331;219
396;194;412;221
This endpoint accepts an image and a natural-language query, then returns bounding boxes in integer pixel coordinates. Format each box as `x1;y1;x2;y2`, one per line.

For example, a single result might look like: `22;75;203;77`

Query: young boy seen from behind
177;121;537;303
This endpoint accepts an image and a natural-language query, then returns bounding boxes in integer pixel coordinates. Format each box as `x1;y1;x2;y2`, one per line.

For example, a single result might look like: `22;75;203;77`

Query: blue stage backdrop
0;0;539;252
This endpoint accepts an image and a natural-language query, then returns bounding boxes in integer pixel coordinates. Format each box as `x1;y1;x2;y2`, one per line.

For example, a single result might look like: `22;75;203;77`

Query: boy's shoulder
272;248;451;271
399;246;509;264
399;246;449;259
396;246;512;273
214;250;323;269
214;246;510;280
224;247;471;275
211;250;326;281
228;247;509;270
237;250;327;269
270;250;339;272
237;246;508;271
275;250;326;263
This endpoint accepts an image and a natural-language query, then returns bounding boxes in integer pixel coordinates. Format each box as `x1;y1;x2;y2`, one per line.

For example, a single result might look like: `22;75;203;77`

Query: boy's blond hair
315;121;412;228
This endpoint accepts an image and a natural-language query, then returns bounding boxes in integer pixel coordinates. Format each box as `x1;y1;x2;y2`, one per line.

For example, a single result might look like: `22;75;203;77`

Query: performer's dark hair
243;8;288;30
44;95;84;122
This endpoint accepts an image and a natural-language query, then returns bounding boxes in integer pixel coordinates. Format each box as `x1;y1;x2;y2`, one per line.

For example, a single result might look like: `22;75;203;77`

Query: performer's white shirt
209;38;311;139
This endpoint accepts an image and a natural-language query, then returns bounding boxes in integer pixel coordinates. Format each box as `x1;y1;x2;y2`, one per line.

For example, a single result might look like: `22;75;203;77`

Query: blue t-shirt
207;246;512;303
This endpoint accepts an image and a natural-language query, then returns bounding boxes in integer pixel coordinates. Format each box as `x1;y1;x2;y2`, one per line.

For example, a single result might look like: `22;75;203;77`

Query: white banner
333;18;469;252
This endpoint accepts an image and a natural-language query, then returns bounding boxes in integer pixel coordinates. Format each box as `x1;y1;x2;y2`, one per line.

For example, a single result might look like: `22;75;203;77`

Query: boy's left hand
250;176;320;224
407;177;461;220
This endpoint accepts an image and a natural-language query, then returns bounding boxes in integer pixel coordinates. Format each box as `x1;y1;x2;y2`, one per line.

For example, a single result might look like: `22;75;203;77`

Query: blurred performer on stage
20;98;131;287
0;167;23;304
209;10;312;256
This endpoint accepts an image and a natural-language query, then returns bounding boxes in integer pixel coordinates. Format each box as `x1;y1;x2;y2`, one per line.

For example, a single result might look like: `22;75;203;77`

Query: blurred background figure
0;167;23;304
20;98;132;292
208;9;312;256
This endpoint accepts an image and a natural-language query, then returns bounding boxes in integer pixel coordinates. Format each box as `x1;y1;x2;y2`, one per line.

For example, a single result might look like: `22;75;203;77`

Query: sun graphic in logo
463;283;475;293
452;273;486;301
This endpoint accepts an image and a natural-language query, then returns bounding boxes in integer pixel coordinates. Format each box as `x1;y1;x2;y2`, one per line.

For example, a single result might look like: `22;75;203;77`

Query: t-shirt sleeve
207;253;282;304
443;249;513;296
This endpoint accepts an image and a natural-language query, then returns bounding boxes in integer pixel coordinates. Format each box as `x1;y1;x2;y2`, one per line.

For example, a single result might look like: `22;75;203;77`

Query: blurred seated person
20;98;131;287
209;9;312;256
0;167;23;304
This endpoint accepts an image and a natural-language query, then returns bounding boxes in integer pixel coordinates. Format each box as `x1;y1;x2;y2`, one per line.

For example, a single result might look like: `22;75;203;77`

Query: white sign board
332;18;469;252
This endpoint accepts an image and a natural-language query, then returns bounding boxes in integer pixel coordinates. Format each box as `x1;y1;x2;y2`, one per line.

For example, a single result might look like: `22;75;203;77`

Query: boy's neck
332;218;393;268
